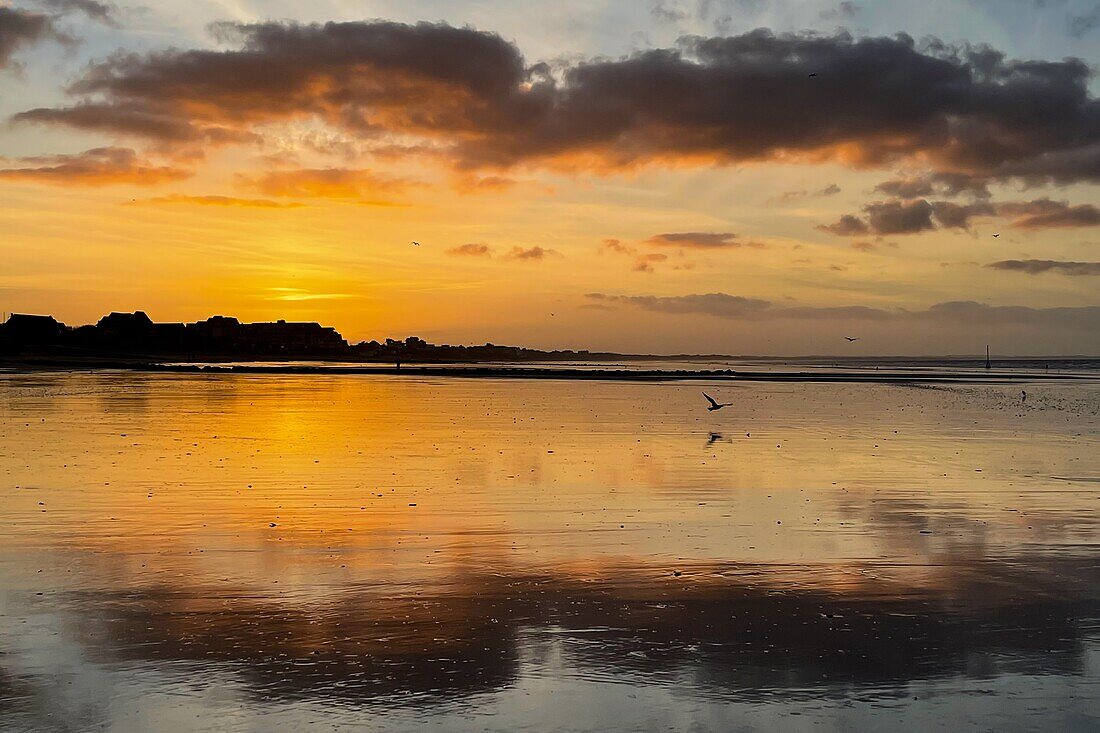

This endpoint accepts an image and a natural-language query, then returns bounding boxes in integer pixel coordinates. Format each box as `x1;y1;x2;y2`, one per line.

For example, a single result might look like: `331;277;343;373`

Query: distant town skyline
3;0;1100;354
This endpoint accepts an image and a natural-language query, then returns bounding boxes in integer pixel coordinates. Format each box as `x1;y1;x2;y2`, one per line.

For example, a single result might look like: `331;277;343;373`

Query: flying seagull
703;392;732;412
845;336;860;342
992;234;1000;238
808;72;817;77
412;241;421;246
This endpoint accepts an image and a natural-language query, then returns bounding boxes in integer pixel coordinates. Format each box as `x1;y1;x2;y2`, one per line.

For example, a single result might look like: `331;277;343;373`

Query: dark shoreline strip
4;362;1097;384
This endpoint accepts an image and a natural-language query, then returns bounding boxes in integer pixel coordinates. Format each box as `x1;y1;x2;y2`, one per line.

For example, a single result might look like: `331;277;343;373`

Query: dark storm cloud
0;147;190;185
646;232;742;248
997;198;1100;228
12;23;1100;183
0;7;58;69
987;259;1100;275
586;292;1100;329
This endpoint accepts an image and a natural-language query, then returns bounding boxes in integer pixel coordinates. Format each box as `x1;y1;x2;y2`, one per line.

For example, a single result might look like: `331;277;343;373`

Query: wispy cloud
987;259;1100;276
503;246;559;261
447;243;492;257
0;147;190;186
586;292;1100;330
135;194;303;208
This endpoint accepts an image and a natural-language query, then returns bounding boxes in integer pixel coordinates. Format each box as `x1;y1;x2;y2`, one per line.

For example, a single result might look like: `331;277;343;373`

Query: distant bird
845;336;860;342
412;241;421;246
706;432;724;446
703;392;732;412
1021;390;1027;402
992;234;1000;238
808;72;817;77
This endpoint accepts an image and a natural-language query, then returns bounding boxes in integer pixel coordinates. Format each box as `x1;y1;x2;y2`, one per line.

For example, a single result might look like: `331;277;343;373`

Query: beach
1;370;1098;731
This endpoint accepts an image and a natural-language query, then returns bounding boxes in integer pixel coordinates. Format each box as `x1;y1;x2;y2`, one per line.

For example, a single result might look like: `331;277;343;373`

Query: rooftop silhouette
0;311;609;363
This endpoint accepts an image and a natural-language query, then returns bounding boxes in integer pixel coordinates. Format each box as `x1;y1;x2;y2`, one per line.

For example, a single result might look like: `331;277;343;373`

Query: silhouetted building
0;314;67;344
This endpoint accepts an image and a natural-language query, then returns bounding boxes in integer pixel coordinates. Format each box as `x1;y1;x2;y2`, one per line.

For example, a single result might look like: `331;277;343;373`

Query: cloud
0;7;60;69
13;104;261;146
651;0;689;23
0;147;191;186
586;292;1100;329
587;292;771;317
850;240;876;251
136;194;303;208
774;183;841;203
451;174;517;193
987;259;1100;275
997;198;1100;228
826;196;1099;237
874;172;990;199
503;246;559;261
864;199;935;234
241;168;412;202
14;23;1100;185
632;253;668;272
645;232;741;248
873;177;933;199
1068;4;1100;38
37;0;116;25
817;214;869;236
600;238;635;255
820;1;860;21
265;288;356;301
928;200;997;228
447;243;492;257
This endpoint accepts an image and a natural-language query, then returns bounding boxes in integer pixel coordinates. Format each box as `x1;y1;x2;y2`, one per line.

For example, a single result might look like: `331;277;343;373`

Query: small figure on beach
1021;390;1027;403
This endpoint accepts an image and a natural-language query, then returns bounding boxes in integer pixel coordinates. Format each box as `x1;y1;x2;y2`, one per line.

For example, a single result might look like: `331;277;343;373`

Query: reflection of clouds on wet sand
5;554;1096;708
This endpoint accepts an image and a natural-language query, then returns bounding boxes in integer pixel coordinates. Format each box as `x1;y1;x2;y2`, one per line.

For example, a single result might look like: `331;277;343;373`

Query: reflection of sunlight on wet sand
1;374;1098;588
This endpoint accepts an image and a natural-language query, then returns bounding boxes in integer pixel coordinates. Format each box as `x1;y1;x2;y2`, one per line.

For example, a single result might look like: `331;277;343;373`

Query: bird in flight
992;234;1000;238
706;432;724;446
808;72;817;77
412;241;421;246
703;392;732;412
845;336;860;342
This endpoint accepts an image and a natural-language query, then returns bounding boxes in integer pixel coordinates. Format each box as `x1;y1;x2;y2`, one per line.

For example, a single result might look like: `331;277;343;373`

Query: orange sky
2;1;1100;354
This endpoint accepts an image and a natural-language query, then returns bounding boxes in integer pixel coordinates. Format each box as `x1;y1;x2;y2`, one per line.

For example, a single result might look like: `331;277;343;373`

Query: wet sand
1;372;1098;731
6;359;1100;384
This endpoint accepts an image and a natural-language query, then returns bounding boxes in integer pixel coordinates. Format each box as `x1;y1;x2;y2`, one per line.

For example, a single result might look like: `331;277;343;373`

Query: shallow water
1;372;1098;731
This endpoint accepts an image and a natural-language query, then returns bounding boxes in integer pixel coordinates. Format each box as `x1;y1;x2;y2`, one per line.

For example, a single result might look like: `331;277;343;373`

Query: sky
2;0;1100;355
